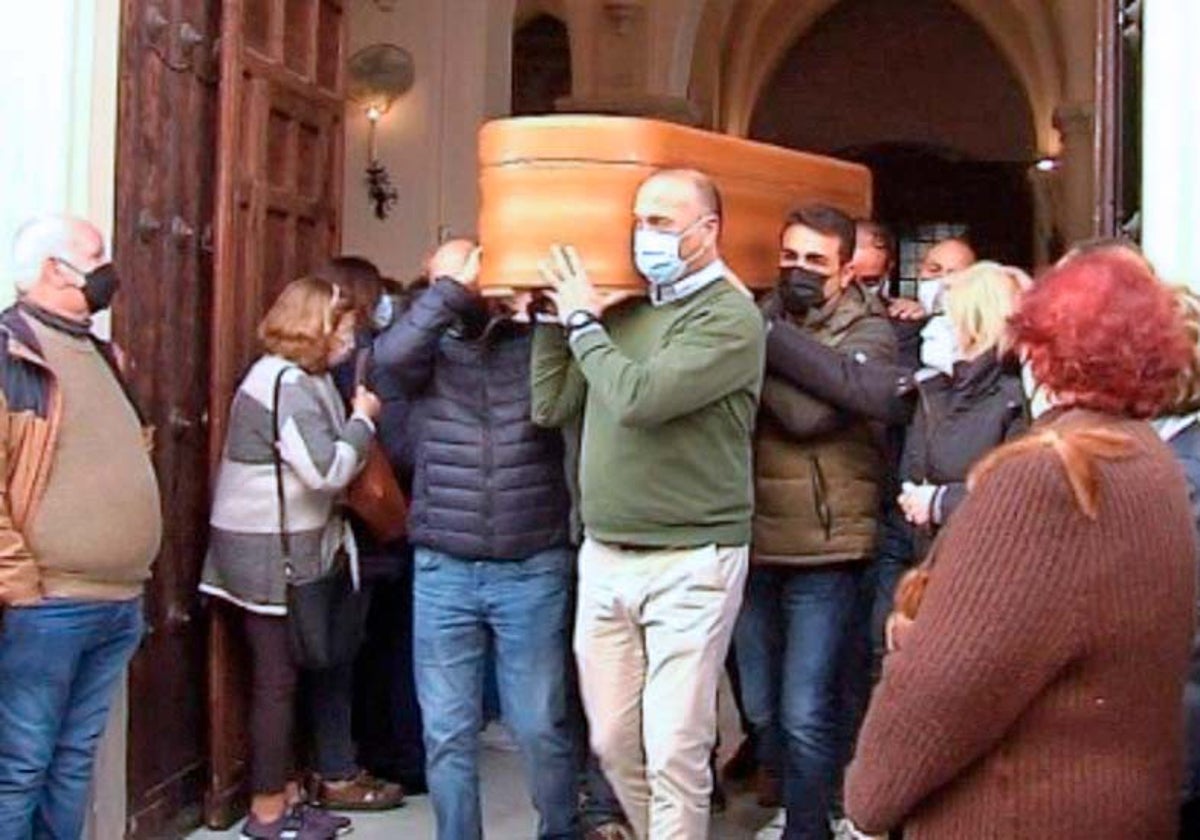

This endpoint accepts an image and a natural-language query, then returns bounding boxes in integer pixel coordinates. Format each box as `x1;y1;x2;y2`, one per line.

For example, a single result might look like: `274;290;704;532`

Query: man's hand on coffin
539;245;635;325
431;244;481;290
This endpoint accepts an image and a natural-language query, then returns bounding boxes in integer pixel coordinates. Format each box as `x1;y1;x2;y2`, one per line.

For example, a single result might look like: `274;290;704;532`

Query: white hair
11;215;77;293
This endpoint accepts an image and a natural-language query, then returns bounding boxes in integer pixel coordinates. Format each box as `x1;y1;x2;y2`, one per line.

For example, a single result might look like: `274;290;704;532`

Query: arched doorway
747;0;1038;277
512;13;572;116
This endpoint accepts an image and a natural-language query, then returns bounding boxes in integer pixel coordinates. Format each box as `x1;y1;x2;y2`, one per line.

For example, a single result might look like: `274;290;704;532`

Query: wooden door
113;0;220;836
205;0;346;827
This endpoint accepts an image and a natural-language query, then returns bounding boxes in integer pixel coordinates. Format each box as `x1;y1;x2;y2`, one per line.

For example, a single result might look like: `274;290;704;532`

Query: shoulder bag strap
272;366;294;574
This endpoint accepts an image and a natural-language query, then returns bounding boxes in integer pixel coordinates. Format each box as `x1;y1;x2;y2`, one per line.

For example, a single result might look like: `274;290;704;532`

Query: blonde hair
258;277;353;372
1166;285;1200;415
944;260;1021;359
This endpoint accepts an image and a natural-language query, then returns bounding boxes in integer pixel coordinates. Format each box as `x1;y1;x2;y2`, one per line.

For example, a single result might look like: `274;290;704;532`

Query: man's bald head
425;238;476;281
919;237;976;280
635;169;722;225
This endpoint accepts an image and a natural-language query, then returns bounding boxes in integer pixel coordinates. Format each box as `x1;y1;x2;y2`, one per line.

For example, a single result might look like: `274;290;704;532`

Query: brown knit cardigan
845;409;1197;839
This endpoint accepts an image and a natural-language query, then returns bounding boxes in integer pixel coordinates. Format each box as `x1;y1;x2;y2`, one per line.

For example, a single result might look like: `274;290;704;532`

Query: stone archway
691;0;1072;158
747;0;1037;162
742;0;1041;269
682;0;1100;256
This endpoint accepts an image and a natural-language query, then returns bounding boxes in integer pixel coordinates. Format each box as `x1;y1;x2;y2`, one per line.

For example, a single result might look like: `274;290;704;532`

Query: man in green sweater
532;168;765;840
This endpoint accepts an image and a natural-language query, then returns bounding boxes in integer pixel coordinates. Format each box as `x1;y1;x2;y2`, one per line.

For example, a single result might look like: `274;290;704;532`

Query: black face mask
78;263;121;313
778;266;829;315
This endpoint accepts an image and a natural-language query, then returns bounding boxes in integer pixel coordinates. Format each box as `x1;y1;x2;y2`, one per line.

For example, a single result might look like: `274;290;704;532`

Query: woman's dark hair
315;255;386;323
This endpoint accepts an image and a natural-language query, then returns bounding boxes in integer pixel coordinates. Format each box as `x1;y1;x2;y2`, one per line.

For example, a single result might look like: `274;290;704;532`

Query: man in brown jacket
734;204;896;839
0;216;161;840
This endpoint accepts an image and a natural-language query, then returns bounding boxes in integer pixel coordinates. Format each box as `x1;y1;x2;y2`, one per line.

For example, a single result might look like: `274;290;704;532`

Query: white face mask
632;215;713;288
916;278;943;315
1020;359;1055;419
919;314;958;375
372;294;396;330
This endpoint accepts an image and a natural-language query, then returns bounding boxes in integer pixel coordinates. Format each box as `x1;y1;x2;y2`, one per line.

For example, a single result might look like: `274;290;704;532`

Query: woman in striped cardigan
201;277;381;840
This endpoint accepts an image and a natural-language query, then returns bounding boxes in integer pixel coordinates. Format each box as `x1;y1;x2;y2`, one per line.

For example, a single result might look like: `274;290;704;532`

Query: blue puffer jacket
372;279;570;560
1167;419;1200;803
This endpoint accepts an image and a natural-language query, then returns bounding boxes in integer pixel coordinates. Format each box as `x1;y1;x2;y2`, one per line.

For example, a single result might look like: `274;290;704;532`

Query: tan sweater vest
25;316;161;601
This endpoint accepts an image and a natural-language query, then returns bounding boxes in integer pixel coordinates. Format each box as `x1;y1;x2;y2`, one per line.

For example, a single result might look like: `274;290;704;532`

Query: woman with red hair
844;248;1198;839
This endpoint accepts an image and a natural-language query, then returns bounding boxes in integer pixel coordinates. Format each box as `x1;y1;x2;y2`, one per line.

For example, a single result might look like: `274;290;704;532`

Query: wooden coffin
478;115;872;295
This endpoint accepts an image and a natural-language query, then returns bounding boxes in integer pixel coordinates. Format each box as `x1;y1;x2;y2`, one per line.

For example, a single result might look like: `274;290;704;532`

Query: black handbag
272;367;369;670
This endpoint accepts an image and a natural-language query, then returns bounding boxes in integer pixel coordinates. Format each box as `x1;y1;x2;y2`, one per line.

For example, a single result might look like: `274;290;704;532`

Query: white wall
341;0;514;279
0;0;120;310
0;3;123;833
1142;0;1200;290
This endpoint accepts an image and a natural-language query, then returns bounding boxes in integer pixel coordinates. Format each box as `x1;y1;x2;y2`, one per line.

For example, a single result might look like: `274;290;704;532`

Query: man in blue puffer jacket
373;239;577;840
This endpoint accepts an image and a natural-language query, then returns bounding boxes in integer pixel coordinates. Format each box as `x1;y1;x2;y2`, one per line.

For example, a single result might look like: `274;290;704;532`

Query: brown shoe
316;770;405;811
754;766;782;809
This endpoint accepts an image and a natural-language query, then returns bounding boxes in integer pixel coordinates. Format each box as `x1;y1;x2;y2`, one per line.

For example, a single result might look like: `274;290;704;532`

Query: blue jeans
414;546;578;840
0;598;144;840
734;566;858;840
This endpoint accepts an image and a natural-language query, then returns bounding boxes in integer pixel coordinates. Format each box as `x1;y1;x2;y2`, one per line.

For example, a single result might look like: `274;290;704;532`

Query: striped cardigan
200;355;373;615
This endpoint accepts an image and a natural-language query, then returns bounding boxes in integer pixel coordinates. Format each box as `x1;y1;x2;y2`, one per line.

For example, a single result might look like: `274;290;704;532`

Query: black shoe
394;772;428;796
710;778;727;814
723;736;758;782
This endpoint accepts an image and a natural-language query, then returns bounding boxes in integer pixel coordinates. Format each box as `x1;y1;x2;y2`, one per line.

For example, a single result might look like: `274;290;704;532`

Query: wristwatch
564;309;599;333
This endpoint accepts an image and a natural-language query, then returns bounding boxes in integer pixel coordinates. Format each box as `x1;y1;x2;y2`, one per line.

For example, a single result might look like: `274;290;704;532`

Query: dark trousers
305;661;358;780
244;610;365;793
355;552;426;785
244;613;297;794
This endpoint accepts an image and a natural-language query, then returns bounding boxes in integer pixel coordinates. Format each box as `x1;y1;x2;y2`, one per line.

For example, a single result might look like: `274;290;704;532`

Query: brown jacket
752;283;896;565
0;306;144;605
845;409;1197;839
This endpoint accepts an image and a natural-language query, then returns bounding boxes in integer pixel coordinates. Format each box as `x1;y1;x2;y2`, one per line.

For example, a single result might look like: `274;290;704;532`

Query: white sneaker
833;816;886;840
830;817;855;840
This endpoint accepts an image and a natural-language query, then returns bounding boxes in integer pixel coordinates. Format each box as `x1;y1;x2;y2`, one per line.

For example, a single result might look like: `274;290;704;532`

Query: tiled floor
188;726;783;840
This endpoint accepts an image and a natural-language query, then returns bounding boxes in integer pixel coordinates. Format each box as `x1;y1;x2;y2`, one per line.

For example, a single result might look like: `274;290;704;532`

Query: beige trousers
575;538;748;840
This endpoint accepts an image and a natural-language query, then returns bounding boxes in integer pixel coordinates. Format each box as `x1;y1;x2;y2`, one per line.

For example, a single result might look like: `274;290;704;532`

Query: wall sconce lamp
348;44;416;220
1033;156;1060;173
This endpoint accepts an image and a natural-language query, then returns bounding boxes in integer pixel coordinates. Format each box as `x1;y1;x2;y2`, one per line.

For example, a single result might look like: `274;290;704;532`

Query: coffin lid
479;115;870;213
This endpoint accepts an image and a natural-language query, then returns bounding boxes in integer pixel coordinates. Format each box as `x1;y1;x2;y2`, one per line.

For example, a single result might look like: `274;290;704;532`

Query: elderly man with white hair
0;216;161;839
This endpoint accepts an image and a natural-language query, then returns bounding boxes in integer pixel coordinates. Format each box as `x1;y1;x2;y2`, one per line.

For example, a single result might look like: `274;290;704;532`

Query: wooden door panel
206;0;345;827
115;0;220;836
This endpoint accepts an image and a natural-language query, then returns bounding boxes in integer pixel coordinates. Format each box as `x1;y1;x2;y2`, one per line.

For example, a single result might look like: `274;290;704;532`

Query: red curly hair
1010;248;1192;419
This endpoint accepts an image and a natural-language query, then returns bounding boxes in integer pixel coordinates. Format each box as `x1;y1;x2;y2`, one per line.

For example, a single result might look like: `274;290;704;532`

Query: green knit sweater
531;279;765;547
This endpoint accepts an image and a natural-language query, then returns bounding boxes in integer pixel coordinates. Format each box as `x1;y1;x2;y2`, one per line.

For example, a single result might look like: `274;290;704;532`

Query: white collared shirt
648;259;730;306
